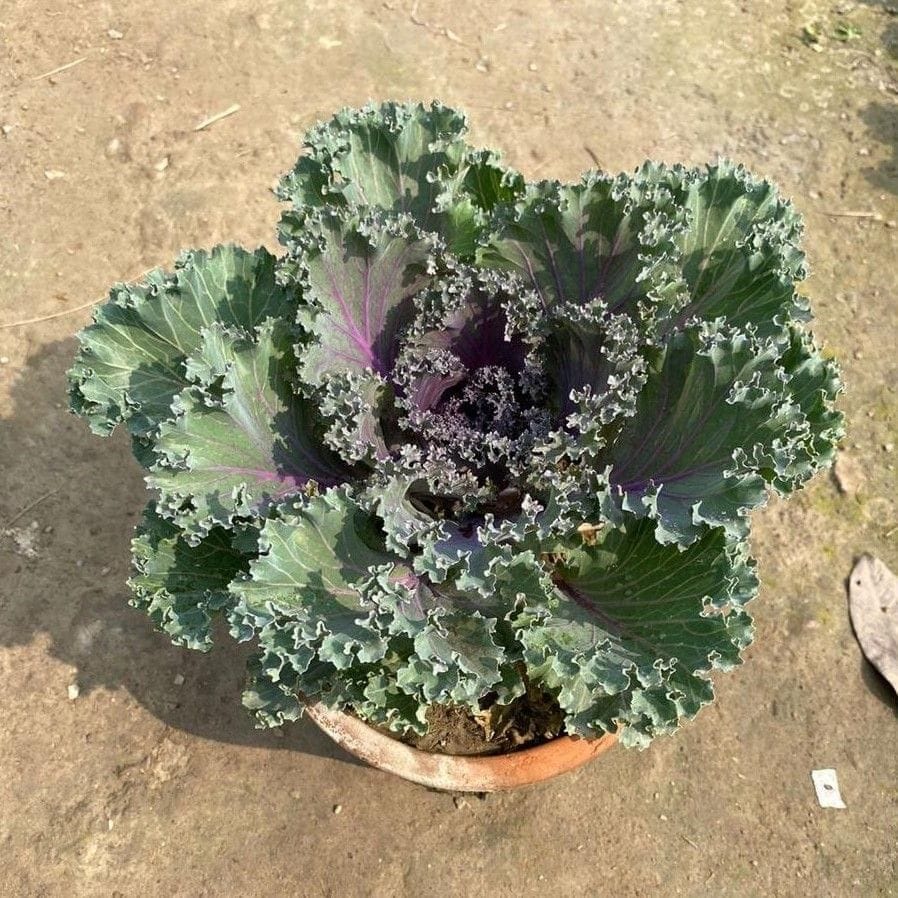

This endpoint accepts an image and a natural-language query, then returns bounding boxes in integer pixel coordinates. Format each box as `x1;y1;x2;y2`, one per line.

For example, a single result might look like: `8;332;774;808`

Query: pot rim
304;701;617;792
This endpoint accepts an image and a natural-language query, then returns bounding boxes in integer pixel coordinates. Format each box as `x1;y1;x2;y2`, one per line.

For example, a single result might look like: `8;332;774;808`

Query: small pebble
333;804;343;815
659;813;668;821
67;683;80;701
858;147;870;156
0;356;9;364
528;61;538;71
153;156;170;172
44;170;66;181
106;138;121;156
108;28;124;40
173;673;185;686
884;443;895;453
1;124;12;136
100;566;110;575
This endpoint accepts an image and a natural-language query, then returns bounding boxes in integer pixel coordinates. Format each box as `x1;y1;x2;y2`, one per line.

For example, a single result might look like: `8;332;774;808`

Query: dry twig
3;487;61;529
824;210;882;220
32;57;88;81
0;297;103;330
194;104;241;132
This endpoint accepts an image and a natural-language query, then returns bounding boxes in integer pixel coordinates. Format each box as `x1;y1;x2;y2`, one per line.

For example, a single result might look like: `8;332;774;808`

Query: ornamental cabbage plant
69;102;842;748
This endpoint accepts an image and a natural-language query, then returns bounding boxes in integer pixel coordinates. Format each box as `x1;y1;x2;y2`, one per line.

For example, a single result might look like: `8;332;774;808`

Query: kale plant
69;102;842;748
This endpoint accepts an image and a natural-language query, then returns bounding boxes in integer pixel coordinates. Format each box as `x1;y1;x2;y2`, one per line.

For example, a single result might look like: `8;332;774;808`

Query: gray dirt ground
1;1;897;895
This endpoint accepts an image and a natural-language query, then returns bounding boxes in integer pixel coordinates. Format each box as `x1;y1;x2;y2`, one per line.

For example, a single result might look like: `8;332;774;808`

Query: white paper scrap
811;769;846;809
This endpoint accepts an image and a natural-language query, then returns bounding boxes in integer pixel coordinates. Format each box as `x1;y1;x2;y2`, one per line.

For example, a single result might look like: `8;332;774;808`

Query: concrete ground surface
1;1;897;895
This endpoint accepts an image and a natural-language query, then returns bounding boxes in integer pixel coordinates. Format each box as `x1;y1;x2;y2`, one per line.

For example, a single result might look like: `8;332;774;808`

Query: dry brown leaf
848;554;898;695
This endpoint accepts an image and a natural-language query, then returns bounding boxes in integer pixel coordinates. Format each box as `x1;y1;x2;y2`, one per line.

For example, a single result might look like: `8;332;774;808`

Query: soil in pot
372;676;569;756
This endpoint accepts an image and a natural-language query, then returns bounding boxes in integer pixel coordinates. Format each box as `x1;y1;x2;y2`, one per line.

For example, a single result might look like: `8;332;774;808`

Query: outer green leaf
279;101;469;223
129;503;250;651
368;571;516;705
437;148;526;258
644;160;809;335
763;327;844;491
243;648;428;734
353;663;431;734
517;518;756;746
602;323;842;545
277;100;523;254
229;488;396;669
69;245;297;437
149;320;347;537
478;175;663;316
242;650;305;727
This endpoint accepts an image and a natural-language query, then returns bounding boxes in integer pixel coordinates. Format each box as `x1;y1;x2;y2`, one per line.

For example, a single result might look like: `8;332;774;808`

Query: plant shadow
0;336;362;766
856;1;898;194
859;657;898;712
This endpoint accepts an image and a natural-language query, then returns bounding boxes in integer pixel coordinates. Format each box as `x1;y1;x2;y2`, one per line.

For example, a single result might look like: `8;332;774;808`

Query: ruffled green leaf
602;322;843;545
277;100;523;255
478;174;673;317
69;245;297;437
766;327;844;491
148;320;348;537
229;488;395;669
242;649;429;734
129;504;251;651
242;649;307;727
516;518;756;746
476;175;678;423
368;572;517;705
643;161;810;335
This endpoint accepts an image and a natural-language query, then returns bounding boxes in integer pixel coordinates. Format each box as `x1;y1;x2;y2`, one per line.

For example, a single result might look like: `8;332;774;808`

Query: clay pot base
305;702;618;792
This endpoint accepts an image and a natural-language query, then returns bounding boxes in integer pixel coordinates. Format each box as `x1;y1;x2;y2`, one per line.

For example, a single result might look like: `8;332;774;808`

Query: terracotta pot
304;701;617;792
